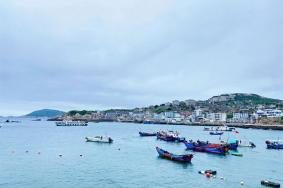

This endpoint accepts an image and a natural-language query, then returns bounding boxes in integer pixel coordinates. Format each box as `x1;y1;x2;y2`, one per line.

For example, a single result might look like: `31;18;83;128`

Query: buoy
25;150;29;153
80;154;83;157
118;148;120;150
220;177;224;180
206;173;212;178
240;181;244;185
59;154;62;157
38;152;41;155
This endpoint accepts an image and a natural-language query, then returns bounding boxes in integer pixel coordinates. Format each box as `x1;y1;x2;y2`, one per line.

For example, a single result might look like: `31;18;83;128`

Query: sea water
0;120;282;188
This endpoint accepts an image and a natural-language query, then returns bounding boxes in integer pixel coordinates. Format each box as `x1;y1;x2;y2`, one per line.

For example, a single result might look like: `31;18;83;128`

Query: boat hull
156;147;193;163
85;136;113;143
139;132;157;137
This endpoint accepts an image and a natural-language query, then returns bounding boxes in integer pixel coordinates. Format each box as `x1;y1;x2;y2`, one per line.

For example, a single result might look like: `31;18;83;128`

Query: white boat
238;140;256;147
85;136;113;143
56;121;88;126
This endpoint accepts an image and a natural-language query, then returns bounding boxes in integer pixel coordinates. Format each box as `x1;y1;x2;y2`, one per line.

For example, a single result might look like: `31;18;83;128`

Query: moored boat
157;131;185;142
56;121;88;126
209;131;224;135
85;136;113;143
238;140;256;148
156;147;193;163
139;132;157;137
261;180;280;187
266;140;283;149
184;140;229;155
220;139;239;150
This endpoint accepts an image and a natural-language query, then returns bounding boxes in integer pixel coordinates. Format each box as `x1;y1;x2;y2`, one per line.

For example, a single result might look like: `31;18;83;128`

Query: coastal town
52;93;283;129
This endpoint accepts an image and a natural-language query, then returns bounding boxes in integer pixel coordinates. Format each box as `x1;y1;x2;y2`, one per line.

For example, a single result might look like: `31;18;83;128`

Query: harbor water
0;120;282;188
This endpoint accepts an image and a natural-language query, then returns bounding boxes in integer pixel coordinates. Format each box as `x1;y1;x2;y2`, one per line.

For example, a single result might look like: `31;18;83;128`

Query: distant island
25;109;65;118
49;93;283;129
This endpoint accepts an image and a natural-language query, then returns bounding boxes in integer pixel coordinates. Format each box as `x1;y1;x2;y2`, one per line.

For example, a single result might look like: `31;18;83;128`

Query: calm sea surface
0;120;282;188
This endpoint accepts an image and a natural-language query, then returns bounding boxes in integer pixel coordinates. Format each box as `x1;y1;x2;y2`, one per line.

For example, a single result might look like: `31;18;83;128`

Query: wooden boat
220;139;239;150
139;132;157;137
209;131;224;135
184;141;229;155
261;180;280;187
266;140;283;149
230;152;243;157
156;147;193;163
157;131;186;142
85;136;113;143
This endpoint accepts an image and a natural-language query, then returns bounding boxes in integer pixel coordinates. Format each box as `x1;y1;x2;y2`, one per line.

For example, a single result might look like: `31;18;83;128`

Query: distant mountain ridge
25;109;65;117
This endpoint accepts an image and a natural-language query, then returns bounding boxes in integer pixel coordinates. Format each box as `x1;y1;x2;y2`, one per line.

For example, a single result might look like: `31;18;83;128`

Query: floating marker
240;181;244;185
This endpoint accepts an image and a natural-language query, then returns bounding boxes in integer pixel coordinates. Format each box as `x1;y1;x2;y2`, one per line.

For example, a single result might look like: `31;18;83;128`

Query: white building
207;113;227;122
256;109;282;118
233;113;249;122
191;109;204;122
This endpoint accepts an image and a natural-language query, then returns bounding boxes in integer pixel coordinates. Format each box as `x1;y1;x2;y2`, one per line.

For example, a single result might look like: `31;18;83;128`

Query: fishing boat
139;132;157;137
157;131;186;142
261;180;280;187
265;140;283;149
156;147;193;163
56;121;88;126
230;151;243;157
85;136;113;143
209;131;224;135
220;139;239;150
184;140;229;155
238;140;256;148
204;126;235;132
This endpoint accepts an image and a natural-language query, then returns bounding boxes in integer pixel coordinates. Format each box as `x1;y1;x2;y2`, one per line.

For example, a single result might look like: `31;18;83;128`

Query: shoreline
48;118;283;130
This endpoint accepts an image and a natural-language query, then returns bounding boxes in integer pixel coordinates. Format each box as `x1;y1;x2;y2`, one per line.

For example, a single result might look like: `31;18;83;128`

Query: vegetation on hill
26;109;65;117
67;110;96;116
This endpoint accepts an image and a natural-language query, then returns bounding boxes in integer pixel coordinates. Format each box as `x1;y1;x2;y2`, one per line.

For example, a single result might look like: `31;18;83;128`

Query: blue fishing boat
209;131;224;135
266;140;283;149
156;147;193;163
220;139;239;151
139;132;157;137
184;140;229;155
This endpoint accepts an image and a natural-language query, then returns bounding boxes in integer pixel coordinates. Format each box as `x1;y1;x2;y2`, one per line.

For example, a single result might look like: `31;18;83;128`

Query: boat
238;140;256;148
261;180;280;187
209;131;224;135
85;136;113;143
184;140;229;155
266;140;283;149
156;147;193;163
220;139;239;150
204;126;235;132
56;121;88;126
157;131;186;142
32;118;41;121
230;152;243;157
139;132;157;137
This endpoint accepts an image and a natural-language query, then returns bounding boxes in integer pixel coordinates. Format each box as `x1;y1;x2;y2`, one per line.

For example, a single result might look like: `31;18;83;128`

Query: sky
0;0;282;116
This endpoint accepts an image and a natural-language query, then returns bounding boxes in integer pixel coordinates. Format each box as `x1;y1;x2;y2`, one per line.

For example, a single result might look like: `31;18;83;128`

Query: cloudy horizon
0;0;282;116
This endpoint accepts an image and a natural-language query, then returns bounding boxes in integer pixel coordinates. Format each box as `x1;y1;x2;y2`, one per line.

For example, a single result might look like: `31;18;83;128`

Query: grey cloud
0;0;282;115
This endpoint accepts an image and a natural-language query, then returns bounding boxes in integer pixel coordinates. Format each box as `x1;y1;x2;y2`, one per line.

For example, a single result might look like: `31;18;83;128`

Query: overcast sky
0;0;282;116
